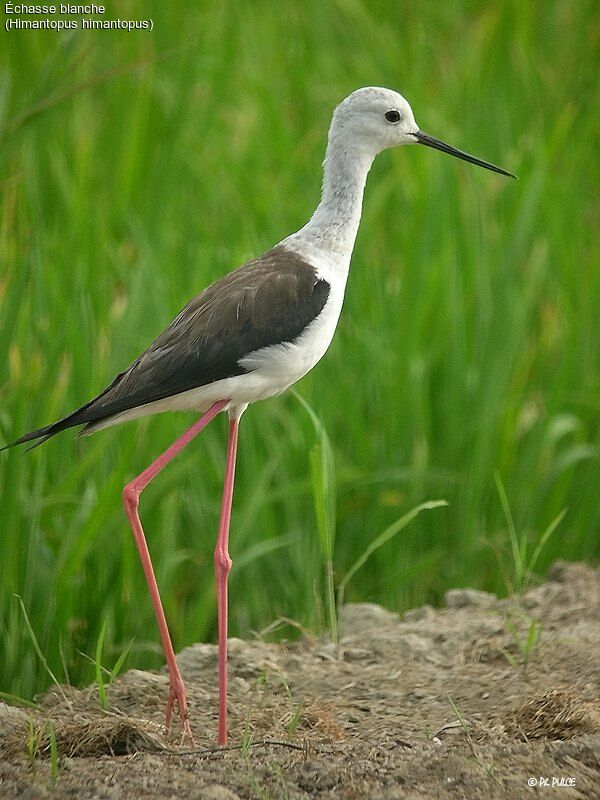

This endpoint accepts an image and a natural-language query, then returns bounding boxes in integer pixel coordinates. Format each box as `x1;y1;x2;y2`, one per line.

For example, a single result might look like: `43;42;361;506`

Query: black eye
385;109;401;123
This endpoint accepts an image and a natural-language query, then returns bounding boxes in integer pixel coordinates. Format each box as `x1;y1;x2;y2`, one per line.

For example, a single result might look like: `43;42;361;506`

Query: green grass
1;1;599;701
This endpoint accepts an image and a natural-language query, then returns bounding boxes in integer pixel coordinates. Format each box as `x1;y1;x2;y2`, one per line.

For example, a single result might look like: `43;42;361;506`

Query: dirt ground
1;561;599;799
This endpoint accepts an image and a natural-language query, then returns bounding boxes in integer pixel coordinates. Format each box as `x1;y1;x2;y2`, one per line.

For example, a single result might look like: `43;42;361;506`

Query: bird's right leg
121;398;229;740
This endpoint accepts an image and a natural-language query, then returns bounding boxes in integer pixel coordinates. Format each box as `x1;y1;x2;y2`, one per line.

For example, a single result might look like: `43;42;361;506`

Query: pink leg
214;415;240;746
122;399;228;740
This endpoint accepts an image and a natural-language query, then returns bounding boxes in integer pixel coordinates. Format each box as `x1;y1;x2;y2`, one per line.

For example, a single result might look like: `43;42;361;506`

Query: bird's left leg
122;399;228;740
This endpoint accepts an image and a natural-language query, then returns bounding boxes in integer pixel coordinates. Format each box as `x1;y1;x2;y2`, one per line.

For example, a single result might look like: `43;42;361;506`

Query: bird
2;87;514;746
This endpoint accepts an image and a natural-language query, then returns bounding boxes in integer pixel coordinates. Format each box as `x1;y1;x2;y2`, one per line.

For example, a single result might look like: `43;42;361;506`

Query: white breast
239;277;343;390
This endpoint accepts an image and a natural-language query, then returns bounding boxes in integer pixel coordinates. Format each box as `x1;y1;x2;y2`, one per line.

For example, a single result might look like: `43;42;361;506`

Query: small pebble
403;604;435;622
444;588;497;609
340;603;399;635
343;648;372;662
192;785;240;800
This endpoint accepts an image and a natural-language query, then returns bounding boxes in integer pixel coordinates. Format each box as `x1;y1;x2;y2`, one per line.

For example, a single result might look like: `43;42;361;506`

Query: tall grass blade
94;620;108;710
494;473;523;593
48;720;59;787
338;500;448;603
525;508;567;588
15;595;69;705
296;392;338;642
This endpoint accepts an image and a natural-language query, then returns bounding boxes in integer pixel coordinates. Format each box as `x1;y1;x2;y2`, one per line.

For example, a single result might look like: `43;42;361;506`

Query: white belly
238;279;344;390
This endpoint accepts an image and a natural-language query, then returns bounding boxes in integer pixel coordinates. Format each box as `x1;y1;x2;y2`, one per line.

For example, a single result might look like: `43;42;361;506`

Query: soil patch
1;561;599;799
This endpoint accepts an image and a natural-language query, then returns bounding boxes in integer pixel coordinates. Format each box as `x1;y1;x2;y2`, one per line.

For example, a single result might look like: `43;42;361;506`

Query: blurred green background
1;0;598;701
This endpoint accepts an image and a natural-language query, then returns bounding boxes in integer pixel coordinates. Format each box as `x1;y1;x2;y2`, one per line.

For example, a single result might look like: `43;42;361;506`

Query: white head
330;87;419;156
329;86;514;176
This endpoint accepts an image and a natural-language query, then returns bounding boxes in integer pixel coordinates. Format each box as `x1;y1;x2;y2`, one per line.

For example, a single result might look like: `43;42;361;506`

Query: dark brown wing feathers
4;245;330;447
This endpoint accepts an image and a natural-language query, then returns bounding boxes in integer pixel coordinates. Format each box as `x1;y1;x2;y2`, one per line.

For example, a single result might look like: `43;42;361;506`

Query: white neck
284;135;375;273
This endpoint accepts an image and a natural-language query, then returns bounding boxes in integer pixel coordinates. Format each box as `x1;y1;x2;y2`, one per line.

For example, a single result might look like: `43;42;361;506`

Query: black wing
3;245;330;448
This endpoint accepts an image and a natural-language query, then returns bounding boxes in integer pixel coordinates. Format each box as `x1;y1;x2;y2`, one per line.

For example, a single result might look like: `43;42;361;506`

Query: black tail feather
2;362;178;452
1;406;94;452
0;366;133;452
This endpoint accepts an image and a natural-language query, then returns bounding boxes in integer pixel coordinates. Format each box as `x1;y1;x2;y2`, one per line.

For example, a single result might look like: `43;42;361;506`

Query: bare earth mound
1;561;599;799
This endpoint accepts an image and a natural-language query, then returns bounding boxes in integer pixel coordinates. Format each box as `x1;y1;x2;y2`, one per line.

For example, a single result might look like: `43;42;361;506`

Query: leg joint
214;548;233;575
122;482;140;512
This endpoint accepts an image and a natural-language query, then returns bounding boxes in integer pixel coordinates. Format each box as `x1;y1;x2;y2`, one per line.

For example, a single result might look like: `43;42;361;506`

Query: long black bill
412;130;515;178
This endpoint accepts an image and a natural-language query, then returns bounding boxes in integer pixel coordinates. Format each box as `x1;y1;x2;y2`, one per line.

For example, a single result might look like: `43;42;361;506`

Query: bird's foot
165;677;195;744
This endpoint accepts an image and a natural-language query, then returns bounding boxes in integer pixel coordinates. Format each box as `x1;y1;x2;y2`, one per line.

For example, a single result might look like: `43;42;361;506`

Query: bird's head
330;86;514;177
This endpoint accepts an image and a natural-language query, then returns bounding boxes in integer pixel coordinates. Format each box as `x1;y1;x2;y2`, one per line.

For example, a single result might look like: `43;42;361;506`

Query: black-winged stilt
3;87;513;745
